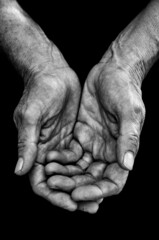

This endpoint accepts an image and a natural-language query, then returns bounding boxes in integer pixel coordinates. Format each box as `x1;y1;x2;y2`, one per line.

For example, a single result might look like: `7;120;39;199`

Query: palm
75;64;118;163
35;68;81;163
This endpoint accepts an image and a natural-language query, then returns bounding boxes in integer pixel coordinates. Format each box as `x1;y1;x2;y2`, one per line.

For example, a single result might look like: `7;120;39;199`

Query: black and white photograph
1;0;158;236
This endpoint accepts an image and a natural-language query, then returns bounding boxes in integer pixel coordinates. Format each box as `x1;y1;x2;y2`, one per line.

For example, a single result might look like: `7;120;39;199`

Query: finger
104;163;129;191
14;107;40;175
77;159;89;170
66;165;83;176
45;162;83;176
77;152;93;170
46;140;83;164
78;202;99;214
29;163;46;188
45;162;68;175
71;185;102;201
47;175;76;192
46;150;79;164
72;178;118;201
48;192;77;211
30;165;77;211
69;139;83;160
86;162;106;179
95;179;118;197
117;104;145;170
72;174;95;187
37;182;77;211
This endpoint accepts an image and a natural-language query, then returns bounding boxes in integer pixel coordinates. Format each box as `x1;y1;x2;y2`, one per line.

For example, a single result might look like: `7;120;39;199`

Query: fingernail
124;152;134;170
14;158;24;173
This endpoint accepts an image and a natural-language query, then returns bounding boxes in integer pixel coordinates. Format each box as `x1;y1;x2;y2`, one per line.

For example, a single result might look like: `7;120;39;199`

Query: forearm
102;0;159;86
0;0;65;83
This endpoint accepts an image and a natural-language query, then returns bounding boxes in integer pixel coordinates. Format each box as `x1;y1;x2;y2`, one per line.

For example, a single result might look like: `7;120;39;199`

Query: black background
1;0;158;237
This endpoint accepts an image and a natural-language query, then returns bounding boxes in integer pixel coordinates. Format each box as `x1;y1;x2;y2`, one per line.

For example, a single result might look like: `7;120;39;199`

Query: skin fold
1;0;159;213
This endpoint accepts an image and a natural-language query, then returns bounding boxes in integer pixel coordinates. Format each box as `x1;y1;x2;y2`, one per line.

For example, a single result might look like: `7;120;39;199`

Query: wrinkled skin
14;56;84;211
44;51;146;213
71;59;145;203
14;45;146;213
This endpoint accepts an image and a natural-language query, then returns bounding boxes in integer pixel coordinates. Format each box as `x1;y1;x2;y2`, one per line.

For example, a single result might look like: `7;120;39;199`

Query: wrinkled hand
44;53;145;213
14;44;146;213
71;56;145;205
13;46;82;211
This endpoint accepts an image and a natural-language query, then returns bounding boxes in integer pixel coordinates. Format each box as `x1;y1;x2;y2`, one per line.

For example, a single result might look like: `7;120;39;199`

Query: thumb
117;116;143;171
14;106;40;175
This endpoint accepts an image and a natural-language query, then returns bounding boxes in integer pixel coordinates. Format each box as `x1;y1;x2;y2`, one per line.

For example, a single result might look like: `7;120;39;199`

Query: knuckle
13;97;28;124
133;102;146;122
14;103;39;128
17;140;26;153
122;101;145;126
13;105;24;127
132;102;146;133
129;134;140;153
23;103;41;125
124;101;146;135
23;108;35;123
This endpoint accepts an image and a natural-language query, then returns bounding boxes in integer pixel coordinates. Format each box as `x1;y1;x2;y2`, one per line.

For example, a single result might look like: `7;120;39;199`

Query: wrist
23;59;67;86
100;41;145;89
101;1;159;88
112;41;146;88
23;50;75;90
0;1;68;86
